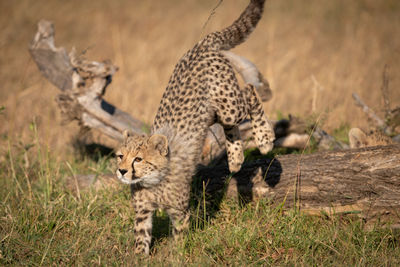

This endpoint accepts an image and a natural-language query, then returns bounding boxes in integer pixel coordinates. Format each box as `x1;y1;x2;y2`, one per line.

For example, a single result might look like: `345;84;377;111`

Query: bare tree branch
352;92;387;130
29;20;146;141
381;64;391;118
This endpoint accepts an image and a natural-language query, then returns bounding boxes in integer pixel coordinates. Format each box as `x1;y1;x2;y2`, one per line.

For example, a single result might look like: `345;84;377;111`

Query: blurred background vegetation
1;0;399;154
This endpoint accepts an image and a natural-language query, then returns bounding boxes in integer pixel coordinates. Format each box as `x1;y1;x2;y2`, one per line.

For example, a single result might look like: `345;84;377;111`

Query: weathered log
198;144;400;224
29;20;145;141
68;145;400;224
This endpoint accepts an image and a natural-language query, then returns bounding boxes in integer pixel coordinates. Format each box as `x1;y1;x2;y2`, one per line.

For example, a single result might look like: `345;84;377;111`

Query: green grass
1;138;399;265
332;122;352;144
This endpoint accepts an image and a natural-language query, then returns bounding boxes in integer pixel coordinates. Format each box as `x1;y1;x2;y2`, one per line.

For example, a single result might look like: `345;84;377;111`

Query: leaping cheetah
116;0;274;254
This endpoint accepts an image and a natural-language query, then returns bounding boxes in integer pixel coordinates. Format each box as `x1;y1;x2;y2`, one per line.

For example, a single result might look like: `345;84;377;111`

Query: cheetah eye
117;154;123;160
134;157;142;163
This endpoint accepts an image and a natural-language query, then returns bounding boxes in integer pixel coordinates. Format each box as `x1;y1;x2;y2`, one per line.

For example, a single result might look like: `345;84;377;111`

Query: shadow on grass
72;140;285;250
149;149;284;248
73;139;114;161
183;148;283;234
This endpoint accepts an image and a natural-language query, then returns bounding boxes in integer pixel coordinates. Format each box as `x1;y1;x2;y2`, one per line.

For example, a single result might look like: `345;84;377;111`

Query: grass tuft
1;138;399;265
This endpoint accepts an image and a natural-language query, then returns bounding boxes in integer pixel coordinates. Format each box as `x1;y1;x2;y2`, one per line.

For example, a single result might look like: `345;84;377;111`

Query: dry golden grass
1;2;400;263
1;0;399;153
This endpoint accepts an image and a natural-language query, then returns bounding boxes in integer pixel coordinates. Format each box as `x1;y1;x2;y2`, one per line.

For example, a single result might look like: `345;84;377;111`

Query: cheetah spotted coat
116;0;274;254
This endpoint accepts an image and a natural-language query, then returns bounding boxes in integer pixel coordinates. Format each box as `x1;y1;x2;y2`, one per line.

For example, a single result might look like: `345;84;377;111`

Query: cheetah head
116;130;169;187
349;128;368;149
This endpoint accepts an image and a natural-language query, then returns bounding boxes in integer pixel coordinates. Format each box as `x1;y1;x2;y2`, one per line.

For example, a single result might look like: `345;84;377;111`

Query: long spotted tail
205;0;266;51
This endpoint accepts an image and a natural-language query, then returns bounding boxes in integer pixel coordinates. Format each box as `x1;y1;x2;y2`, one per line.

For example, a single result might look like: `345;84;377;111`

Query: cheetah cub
349;128;393;148
116;0;274;254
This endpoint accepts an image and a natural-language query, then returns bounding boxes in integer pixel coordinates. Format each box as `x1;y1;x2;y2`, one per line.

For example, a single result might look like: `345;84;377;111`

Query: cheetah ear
148;134;169;156
122;129;132;141
349;128;368;149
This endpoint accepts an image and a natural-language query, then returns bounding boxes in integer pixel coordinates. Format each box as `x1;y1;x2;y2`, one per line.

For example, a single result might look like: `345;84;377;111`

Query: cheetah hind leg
166;207;190;239
224;126;244;173
246;84;275;154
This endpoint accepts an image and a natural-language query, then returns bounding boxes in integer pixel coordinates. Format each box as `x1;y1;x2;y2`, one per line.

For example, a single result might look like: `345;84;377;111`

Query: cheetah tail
210;0;265;51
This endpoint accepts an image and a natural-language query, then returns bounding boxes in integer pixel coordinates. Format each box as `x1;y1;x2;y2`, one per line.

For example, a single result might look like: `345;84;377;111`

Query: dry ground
1;0;400;152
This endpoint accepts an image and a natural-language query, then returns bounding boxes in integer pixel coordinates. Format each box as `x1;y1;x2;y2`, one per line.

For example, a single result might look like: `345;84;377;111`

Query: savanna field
1;0;400;265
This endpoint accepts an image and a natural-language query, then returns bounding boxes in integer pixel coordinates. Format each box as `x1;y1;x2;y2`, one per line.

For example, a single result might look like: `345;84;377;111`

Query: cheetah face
116;132;169;188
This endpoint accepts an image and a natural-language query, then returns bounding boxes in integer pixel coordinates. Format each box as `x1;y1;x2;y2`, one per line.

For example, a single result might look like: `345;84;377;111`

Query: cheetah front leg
246;84;275;154
133;204;154;254
224;126;244;173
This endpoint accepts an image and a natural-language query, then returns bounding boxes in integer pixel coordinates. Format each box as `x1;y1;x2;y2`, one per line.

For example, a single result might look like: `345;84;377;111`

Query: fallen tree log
29;20;145;141
199;144;400;224
69;144;400;225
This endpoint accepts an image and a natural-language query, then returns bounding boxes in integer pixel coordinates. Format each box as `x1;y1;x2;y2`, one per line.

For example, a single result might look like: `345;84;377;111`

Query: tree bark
198;144;400;224
69;145;400;225
29;20;146;142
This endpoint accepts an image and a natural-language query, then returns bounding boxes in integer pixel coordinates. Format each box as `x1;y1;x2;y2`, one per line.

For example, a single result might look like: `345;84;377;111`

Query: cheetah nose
119;169;128;176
